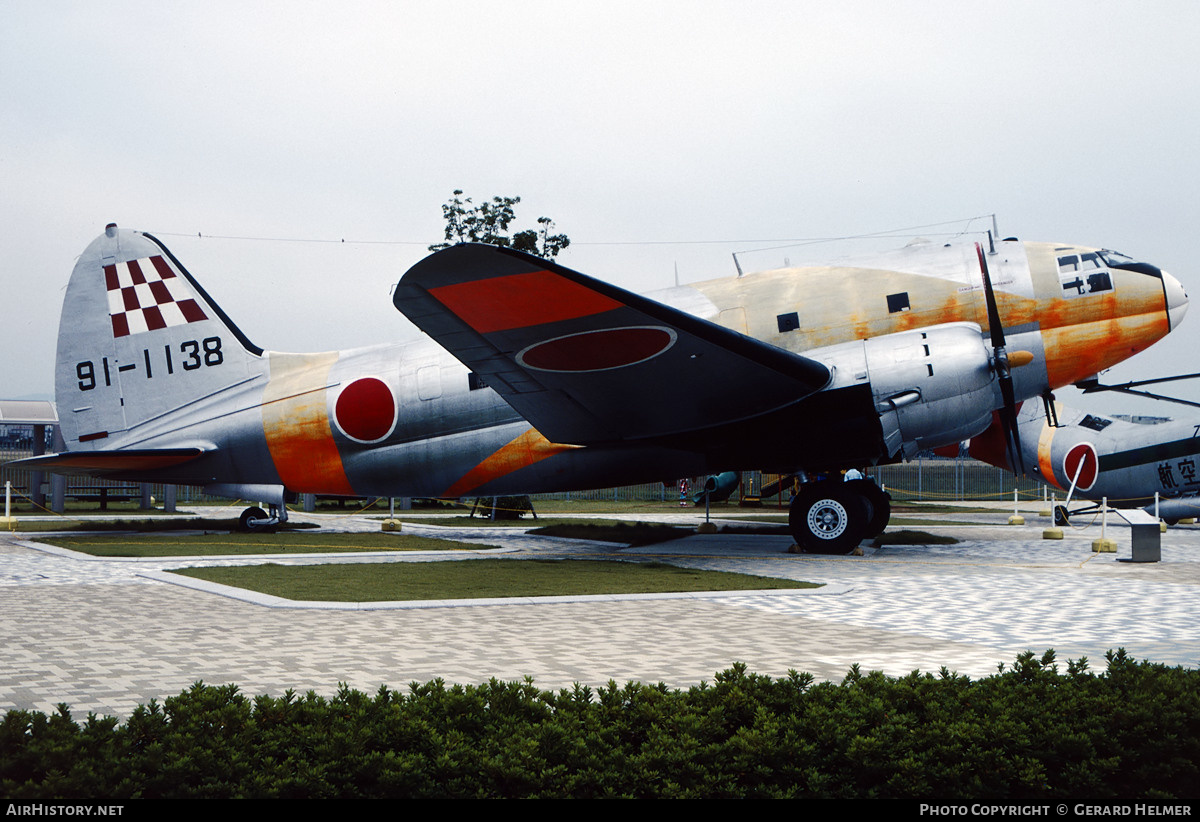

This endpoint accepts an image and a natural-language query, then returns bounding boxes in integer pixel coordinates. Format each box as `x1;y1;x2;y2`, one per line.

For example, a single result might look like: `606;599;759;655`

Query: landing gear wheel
1053;505;1070;527
239;506;270;532
789;481;867;554
846;479;891;538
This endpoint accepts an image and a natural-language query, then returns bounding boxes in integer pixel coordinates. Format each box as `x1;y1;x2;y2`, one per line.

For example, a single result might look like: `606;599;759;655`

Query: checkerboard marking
104;256;208;338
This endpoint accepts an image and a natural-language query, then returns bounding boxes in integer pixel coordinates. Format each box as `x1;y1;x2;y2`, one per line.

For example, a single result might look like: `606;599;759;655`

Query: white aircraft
971;400;1200;524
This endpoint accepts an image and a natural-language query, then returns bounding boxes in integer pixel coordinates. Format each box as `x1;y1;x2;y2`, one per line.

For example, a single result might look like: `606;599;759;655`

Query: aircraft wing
395;244;831;444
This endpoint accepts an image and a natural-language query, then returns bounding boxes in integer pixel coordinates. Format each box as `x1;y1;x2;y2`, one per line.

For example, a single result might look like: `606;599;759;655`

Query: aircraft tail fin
55;225;263;450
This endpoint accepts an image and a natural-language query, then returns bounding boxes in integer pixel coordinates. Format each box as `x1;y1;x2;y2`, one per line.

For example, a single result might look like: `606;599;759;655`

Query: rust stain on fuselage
441;427;582;498
261;351;356;495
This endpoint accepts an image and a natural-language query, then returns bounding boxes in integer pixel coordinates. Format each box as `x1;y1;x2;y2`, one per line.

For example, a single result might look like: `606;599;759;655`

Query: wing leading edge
395;244;830;445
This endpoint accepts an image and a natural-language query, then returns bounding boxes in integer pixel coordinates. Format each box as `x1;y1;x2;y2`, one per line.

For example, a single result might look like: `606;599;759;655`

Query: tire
238;506;269;532
1053;505;1070;527
846;479;891;538
789;481;867;554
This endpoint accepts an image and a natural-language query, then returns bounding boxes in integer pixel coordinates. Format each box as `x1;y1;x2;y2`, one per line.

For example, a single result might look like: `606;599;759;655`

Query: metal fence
871;456;1045;502
531;456;1048;505
0;440;204;510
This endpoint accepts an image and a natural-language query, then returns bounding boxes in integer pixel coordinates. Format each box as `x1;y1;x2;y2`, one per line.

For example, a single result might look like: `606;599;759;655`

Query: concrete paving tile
2;510;1199;718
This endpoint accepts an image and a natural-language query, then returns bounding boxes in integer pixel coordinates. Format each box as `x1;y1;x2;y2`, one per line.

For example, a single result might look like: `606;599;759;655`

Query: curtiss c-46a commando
18;225;1187;552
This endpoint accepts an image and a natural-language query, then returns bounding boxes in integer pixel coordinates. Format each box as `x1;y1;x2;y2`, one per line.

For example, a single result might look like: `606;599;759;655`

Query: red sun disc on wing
517;327;677;372
1062;442;1099;491
335;377;397;443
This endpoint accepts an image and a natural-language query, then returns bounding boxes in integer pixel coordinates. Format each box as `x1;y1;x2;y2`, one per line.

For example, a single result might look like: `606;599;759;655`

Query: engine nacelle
809;323;997;461
867;323;996;458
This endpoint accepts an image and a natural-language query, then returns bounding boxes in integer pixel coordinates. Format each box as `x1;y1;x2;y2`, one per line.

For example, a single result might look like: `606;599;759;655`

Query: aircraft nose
1163;270;1188;330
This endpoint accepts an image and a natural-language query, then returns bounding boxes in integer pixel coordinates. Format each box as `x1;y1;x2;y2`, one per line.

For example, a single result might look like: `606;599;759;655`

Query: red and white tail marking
104;255;207;338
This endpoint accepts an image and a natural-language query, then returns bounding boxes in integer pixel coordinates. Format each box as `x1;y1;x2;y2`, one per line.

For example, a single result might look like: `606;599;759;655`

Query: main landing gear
788;478;891;554
238;503;288;532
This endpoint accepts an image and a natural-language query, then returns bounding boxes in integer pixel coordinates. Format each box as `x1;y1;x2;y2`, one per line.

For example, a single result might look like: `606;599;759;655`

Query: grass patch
527;521;693;546
890;504;1002;514
35;532;494;557
716;523;791;535
169;558;819;601
399;515;688;530
398;515;564;528
513;500;699;515
887;517;990;527
729;512;992;527
872;530;960;546
0;501;185;515
11;517;319;534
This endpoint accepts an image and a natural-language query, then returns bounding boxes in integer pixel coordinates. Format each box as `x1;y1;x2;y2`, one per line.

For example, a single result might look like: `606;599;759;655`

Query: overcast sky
4;1;1199;417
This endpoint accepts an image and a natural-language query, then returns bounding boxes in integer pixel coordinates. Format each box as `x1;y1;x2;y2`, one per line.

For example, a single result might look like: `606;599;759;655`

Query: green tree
430;190;570;259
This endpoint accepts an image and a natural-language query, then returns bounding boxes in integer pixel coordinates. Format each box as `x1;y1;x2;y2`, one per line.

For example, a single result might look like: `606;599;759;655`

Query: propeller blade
977;243;1006;350
977;243;1026;475
997;373;1027;475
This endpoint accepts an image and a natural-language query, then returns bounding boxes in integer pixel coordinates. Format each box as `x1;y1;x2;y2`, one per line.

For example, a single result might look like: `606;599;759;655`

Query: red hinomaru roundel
1062;442;1099;491
334;377;397;443
516;326;677;373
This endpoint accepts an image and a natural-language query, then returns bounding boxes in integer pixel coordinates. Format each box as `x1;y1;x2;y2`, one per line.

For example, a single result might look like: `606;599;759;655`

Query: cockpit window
1099;249;1162;277
1058;251;1114;298
1100;250;1138;267
1079;414;1113;432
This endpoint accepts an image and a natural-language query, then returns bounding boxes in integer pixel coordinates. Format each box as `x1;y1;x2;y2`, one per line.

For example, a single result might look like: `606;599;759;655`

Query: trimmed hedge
2;650;1197;798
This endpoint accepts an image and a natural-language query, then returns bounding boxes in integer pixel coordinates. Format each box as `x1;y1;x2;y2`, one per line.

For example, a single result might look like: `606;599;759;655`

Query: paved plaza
2;507;1198;719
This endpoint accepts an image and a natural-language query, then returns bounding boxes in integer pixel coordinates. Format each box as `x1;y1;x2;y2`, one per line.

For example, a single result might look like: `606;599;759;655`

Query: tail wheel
238;506;270;532
789;480;867;554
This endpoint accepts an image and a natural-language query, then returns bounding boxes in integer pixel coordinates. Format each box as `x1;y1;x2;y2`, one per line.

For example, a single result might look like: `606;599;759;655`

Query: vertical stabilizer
55;225;262;449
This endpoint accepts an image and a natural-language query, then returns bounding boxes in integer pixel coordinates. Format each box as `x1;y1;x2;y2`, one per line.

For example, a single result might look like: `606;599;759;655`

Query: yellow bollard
0;481;14;527
1092;496;1116;552
1008;489;1025;525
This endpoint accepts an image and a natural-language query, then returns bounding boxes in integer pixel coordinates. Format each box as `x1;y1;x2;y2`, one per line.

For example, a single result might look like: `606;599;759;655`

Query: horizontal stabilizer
395;244;830;444
10;448;206;477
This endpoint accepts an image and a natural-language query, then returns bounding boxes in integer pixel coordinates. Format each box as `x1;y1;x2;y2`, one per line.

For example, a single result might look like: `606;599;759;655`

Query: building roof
0;400;58;425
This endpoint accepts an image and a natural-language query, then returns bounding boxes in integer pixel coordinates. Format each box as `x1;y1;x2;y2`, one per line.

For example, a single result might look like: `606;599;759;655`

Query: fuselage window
887;292;910;313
